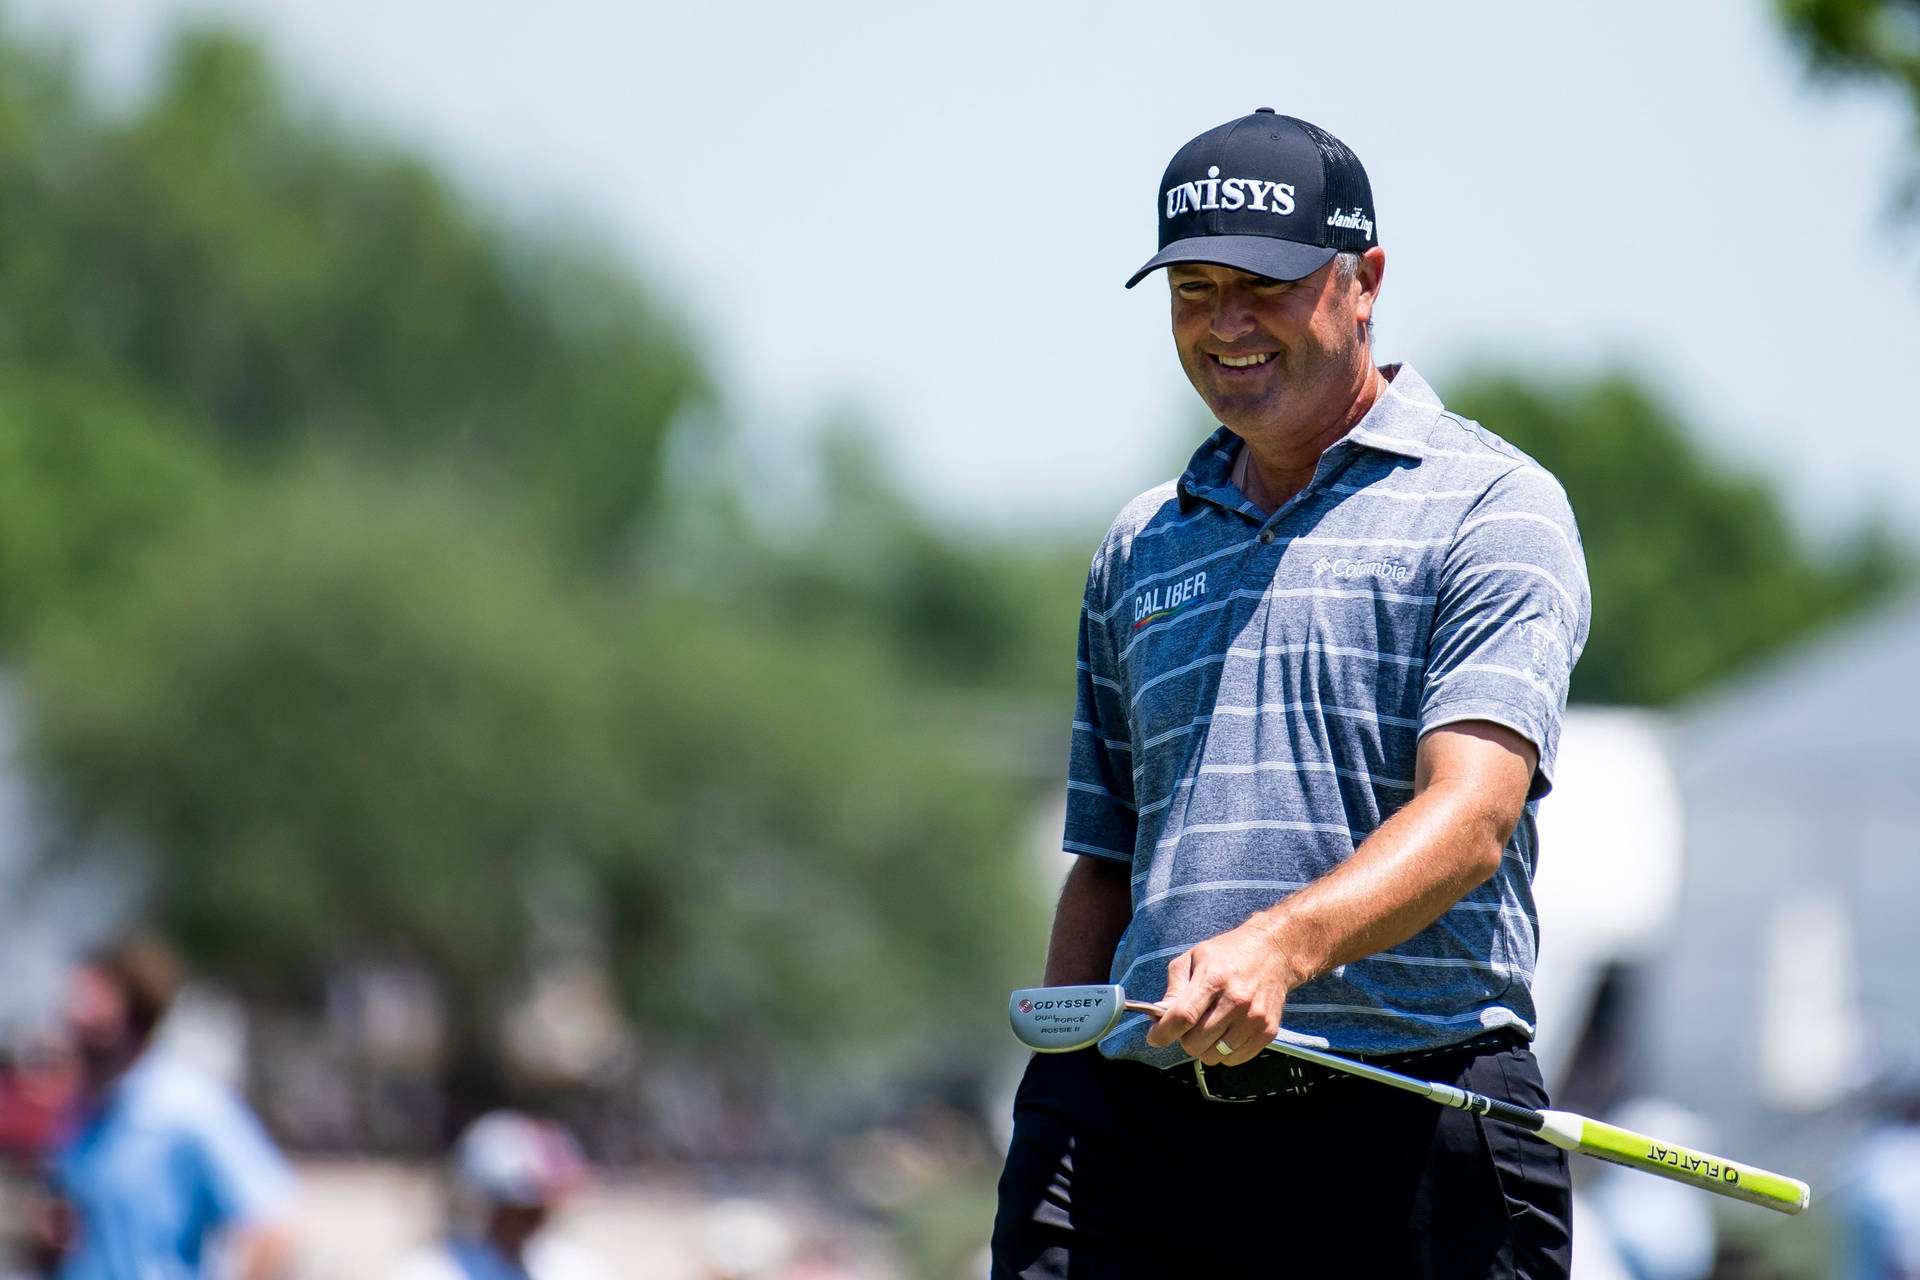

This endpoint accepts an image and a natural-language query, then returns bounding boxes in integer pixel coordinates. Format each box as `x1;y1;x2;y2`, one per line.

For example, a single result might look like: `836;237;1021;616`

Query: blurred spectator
1840;1088;1920;1280
49;935;297;1280
392;1111;609;1280
0;1030;81;1159
0;1027;83;1279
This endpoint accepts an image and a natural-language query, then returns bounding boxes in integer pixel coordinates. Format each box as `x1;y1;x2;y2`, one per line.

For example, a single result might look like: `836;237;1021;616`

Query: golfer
991;111;1589;1279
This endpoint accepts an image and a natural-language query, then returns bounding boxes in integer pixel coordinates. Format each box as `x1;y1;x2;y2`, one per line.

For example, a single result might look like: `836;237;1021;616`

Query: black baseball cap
1125;109;1377;288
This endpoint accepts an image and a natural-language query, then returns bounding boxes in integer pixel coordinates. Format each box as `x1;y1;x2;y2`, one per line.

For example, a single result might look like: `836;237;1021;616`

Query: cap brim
1125;236;1338;289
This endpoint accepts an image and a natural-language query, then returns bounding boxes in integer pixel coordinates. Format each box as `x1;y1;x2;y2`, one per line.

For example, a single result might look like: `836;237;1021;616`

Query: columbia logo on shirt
1311;555;1413;584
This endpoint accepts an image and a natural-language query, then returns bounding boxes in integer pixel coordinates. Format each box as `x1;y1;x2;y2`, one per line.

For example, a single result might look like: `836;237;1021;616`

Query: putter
1009;983;1810;1215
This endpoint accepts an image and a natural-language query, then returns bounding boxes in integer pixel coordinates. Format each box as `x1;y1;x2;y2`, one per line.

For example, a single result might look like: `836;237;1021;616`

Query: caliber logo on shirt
1133;572;1208;629
1311;555;1413;585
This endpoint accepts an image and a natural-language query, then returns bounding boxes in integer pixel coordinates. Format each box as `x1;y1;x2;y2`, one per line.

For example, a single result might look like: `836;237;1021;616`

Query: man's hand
1145;915;1301;1066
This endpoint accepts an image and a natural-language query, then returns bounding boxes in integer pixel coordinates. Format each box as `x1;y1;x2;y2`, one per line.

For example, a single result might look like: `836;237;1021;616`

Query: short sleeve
194;1088;297;1228
1420;466;1591;799
1064;552;1138;863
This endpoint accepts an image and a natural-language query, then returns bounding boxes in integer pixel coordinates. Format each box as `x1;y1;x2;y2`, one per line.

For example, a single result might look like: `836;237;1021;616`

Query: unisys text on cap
1126;109;1377;289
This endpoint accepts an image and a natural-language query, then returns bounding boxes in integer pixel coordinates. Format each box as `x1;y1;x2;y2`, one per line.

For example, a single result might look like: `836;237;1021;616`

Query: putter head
1008;984;1129;1052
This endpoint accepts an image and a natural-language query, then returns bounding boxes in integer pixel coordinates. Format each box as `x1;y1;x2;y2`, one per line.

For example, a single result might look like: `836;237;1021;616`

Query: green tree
1448;370;1902;705
0;373;226;646
25;463;1044;1072
738;420;1091;695
1777;0;1920;207
1778;0;1920;112
0;27;707;565
0;17;1050;1096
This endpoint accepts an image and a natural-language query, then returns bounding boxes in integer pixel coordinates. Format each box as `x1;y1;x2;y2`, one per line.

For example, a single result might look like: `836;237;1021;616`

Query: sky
14;0;1920;540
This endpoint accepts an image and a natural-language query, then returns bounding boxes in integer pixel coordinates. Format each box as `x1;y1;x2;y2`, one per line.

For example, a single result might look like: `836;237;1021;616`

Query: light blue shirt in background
1842;1121;1920;1280
54;1049;296;1280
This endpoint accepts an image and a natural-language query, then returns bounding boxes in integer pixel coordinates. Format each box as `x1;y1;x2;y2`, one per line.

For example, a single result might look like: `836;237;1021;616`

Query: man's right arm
1042;855;1133;987
1051;535;1135;986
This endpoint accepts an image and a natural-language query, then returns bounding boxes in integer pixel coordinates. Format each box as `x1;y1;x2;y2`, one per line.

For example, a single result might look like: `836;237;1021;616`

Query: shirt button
1258;529;1276;545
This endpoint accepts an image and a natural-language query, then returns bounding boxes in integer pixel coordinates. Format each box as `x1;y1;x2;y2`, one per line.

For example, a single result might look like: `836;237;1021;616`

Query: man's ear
1352;246;1386;327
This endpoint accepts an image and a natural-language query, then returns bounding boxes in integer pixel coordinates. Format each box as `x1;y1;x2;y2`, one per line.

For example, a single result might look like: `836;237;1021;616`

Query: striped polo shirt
1067;364;1591;1064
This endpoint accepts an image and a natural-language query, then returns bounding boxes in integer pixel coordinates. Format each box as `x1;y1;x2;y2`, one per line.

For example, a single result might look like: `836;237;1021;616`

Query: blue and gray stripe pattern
1067;365;1591;1064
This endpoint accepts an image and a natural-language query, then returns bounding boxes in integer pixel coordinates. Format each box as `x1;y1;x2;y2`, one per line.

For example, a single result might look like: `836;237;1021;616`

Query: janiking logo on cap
1326;207;1375;242
1164;165;1298;219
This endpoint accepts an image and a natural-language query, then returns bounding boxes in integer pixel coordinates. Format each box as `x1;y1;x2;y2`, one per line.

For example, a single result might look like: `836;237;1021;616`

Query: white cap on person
453;1110;587;1207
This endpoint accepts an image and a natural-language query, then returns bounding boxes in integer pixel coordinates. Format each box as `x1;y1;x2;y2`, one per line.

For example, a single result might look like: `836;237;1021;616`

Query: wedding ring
1215;1039;1235;1058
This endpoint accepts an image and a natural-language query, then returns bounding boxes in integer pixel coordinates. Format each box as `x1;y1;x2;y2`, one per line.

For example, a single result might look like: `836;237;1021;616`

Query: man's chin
1203;394;1286;435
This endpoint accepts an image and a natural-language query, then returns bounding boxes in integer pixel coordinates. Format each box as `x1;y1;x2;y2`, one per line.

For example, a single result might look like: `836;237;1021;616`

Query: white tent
1645;596;1920;1176
1531;706;1685;1093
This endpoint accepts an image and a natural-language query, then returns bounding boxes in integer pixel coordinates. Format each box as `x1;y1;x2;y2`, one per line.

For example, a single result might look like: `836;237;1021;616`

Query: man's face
489;1203;549;1253
64;966;138;1092
1167;253;1378;439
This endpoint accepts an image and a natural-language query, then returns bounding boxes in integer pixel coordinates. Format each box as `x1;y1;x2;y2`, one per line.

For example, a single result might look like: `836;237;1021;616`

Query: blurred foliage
0;20;1049;1089
0;27;704;564
1449;371;1905;705
742;421;1090;694
0;372;224;645
1778;0;1920;111
26;463;1040;1066
1776;0;1920;209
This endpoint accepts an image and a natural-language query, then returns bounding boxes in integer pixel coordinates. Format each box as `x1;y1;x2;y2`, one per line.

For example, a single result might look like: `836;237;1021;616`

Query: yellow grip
1556;1114;1810;1214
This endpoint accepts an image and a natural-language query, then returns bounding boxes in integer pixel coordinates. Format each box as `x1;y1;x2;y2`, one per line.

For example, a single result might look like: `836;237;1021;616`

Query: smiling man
990;113;1591;1279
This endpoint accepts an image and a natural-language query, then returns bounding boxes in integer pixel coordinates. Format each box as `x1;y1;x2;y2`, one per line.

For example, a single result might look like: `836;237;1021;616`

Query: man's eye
1174;283;1210;298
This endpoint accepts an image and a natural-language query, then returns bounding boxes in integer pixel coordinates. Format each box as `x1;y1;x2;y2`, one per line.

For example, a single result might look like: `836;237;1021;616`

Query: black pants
991;1042;1571;1279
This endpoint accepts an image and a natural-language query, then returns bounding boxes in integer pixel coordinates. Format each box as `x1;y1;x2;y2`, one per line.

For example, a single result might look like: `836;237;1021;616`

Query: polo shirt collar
1176;363;1442;514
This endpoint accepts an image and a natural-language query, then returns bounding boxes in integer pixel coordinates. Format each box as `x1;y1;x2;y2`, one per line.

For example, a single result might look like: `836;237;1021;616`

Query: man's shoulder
1358;368;1568;504
1425;408;1528;468
1103;480;1185;543
1086;479;1192;573
114;1051;251;1132
1417;409;1575;517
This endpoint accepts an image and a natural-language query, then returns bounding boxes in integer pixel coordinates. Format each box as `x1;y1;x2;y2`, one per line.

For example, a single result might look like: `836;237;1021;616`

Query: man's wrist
1247;903;1316;991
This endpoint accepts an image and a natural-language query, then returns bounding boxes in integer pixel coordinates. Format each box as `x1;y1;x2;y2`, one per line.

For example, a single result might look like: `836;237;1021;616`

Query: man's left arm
1150;463;1590;1063
1147;722;1535;1062
194;1086;299;1280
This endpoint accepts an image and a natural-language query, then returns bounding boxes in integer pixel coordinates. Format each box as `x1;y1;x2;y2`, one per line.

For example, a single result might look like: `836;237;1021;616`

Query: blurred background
0;1;1913;1277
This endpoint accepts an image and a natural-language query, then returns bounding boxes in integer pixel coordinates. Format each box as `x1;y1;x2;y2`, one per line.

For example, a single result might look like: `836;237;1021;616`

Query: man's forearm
1147;721;1535;1061
1249;779;1511;990
1043;855;1134;986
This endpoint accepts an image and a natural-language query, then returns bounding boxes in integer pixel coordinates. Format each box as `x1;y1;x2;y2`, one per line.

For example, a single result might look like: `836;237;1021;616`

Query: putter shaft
1046;988;1809;1214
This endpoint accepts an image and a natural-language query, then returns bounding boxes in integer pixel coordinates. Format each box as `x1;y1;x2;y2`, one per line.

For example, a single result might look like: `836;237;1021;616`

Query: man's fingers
1146;991;1213;1047
1147;940;1286;1062
1182;998;1247;1063
1183;995;1285;1064
1144;955;1190;1047
1145;953;1211;1047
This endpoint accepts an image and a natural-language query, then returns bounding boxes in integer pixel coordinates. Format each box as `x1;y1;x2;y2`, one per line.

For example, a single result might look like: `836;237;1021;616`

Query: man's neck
1234;362;1388;515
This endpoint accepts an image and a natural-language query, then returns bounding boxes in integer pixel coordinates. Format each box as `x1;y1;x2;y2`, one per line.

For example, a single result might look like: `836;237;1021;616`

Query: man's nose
1208;294;1257;342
